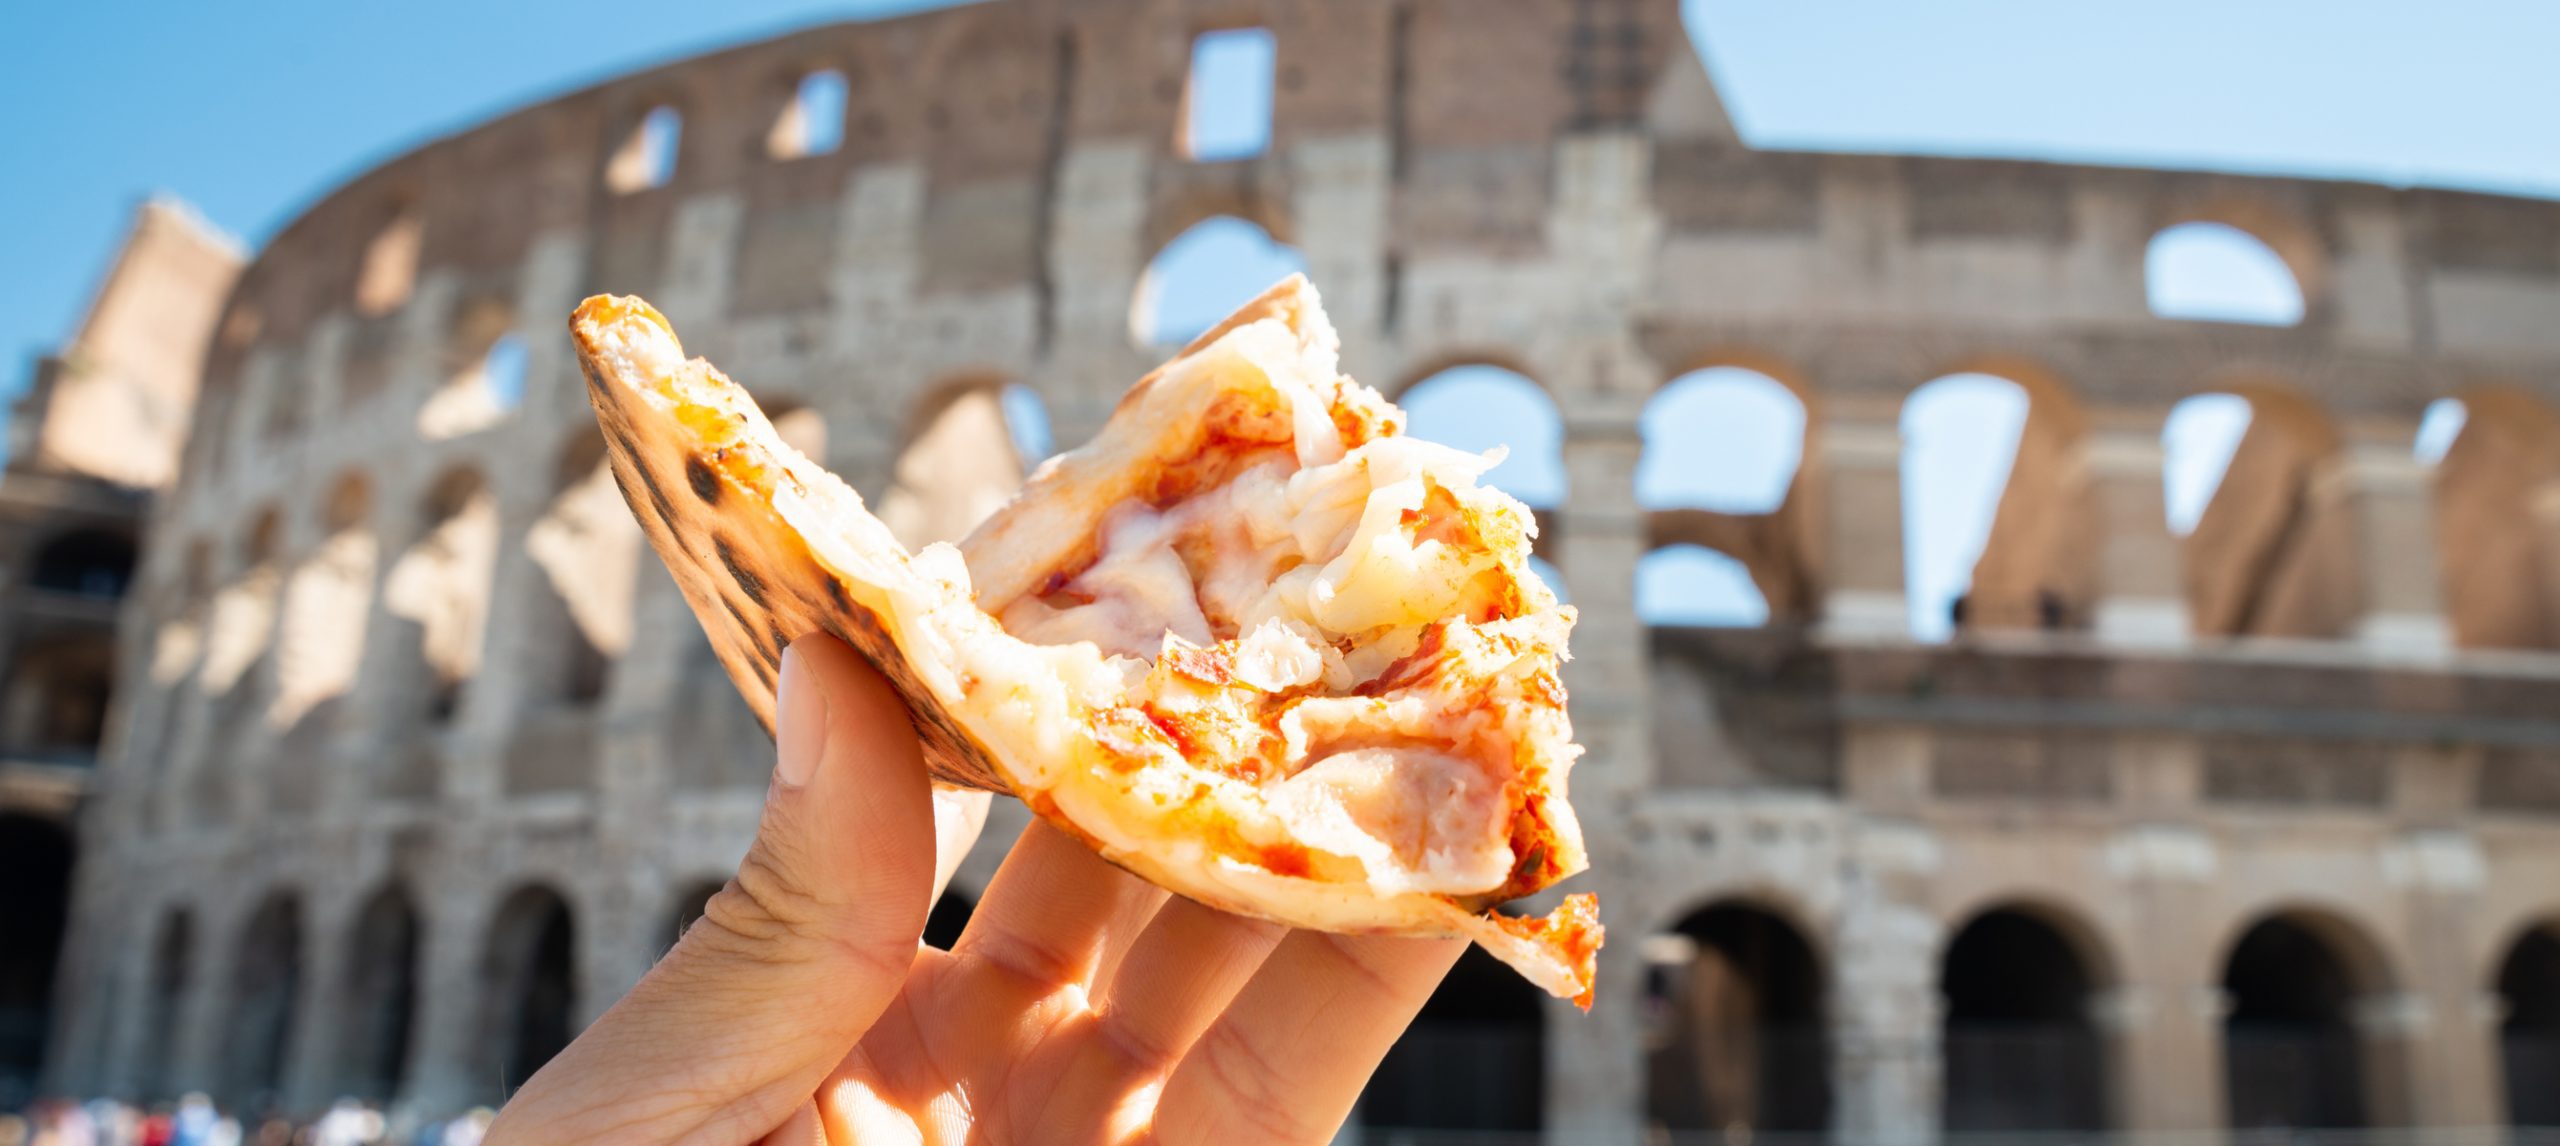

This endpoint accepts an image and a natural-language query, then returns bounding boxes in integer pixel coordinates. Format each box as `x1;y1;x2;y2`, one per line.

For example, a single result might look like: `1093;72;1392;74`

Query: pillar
1815;400;1908;640
2331;424;2452;655
1548;388;1648;1144
1831;897;1942;1145
2085;413;2191;647
399;887;489;1117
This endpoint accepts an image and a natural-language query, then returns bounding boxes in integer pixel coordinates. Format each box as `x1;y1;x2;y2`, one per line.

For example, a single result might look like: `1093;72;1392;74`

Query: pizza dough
571;276;1600;1003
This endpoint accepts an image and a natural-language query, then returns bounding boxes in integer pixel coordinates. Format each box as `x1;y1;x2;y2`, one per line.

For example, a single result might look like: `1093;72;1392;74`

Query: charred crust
716;537;769;606
821;575;852;613
636;465;682;531
685;455;723;505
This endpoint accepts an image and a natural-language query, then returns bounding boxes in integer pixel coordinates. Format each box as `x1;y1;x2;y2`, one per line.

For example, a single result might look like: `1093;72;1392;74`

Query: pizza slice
571;276;1600;1004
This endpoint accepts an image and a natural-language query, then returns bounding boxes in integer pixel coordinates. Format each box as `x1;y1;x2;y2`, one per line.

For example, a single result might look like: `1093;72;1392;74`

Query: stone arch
353;199;421;318
2429;384;2560;650
2495;919;2560;1127
1397;360;1568;528
2147;198;2326;324
605;101;684;194
479;882;579;1096
0;634;114;759
336;882;420;1102
419;295;523;439
1937;899;2115;1133
0;813;73;1093
28;528;135;599
269;470;378;811
1644;897;1831;1137
1132;215;1306;347
383;466;499;731
768;66;849;159
2177;379;2357;640
136;904;194;1101
1900;361;2092;639
197;504;288;816
2217;904;2410;1130
877;373;1039;549
1641;359;1813;623
222;889;304;1111
1363;945;1546;1133
519;427;639;712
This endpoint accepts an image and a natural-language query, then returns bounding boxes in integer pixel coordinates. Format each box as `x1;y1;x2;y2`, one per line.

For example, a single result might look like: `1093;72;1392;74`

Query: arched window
879;380;1046;549
29;530;135;598
0;636;114;756
271;472;374;740
1001;383;1054;466
384;468;499;727
1182;27;1276;161
1901;375;2031;640
481;885;578;1096
1641;368;1805;514
1400;365;1566;509
1644;902;1830;1136
770;70;848;159
2499;925;2560;1127
1638;545;1768;627
224;892;303;1110
606;105;682;194
1941;907;2108;1132
354;205;421;317
1361;948;1544;1132
2222;912;2396;1130
422;304;524;440
2146;222;2305;326
522;430;638;713
1132;216;1306;347
339;885;420;1102
138;908;193;1101
2414;397;2469;465
0;815;72;1090
2162;393;2254;536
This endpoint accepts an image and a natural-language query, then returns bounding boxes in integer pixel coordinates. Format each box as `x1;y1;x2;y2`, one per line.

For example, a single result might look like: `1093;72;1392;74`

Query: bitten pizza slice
570;275;1601;1003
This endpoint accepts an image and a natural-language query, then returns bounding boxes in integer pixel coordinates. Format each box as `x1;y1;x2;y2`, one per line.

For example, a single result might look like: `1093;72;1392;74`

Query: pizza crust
571;277;1602;1003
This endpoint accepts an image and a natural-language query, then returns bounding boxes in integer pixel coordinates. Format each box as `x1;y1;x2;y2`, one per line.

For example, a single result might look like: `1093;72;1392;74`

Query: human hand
487;633;1465;1144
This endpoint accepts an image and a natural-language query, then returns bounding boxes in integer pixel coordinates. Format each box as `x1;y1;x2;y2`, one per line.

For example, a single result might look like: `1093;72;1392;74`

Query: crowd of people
0;1096;494;1146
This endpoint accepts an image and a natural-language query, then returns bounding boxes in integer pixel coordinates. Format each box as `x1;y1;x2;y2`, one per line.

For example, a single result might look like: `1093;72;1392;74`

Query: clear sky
6;0;2555;635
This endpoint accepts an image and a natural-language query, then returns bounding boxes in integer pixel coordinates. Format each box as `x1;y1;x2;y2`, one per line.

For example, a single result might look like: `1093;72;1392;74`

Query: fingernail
775;644;828;790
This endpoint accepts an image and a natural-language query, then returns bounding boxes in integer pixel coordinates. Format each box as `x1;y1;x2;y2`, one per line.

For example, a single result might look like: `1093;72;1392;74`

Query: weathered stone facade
41;1;2560;1140
2;199;241;1105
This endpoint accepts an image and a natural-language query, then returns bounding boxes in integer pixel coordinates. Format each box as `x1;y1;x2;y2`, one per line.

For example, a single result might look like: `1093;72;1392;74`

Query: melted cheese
982;347;1542;899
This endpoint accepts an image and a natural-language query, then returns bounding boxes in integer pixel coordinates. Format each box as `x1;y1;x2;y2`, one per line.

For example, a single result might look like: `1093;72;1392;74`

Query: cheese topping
980;345;1550;900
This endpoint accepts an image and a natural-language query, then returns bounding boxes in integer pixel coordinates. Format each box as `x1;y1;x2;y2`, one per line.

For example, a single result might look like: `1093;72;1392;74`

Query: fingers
1154;933;1466;1145
954;820;1167;988
489;634;937;1145
1094;900;1287;1071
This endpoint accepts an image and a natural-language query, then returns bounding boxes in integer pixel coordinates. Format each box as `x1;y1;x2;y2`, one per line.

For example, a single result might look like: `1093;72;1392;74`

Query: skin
488;633;1464;1145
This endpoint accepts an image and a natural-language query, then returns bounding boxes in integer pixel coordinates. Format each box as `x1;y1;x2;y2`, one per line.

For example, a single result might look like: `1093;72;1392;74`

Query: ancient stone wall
45;0;2560;1139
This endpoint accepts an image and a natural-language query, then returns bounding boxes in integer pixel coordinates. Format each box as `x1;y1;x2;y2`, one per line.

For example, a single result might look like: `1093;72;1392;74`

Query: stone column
1042;143;1154;448
283;889;355;1110
2085;412;2191;647
169;904;241;1098
2103;734;2225;1138
1547;390;1648;1144
1814;400;1908;640
2330;424;2452;655
1830;893;1943;1145
399;887;490;1117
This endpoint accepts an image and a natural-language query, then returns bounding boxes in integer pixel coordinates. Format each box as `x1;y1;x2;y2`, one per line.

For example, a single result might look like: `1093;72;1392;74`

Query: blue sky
7;0;2556;636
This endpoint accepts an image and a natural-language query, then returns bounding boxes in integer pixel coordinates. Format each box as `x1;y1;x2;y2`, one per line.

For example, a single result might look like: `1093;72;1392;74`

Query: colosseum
33;0;2560;1140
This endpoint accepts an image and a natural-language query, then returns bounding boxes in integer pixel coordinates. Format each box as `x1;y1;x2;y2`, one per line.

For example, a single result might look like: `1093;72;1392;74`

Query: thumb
490;633;936;1144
